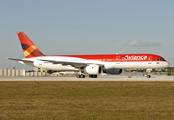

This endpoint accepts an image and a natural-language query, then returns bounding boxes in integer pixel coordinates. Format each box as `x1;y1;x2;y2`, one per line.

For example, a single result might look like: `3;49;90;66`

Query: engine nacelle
33;61;44;67
84;65;101;75
103;68;122;75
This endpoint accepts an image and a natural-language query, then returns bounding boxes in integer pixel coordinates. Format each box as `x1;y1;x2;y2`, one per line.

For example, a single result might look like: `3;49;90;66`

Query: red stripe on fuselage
46;54;165;62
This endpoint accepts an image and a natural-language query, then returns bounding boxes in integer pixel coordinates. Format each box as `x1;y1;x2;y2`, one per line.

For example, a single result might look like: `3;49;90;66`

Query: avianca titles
7;32;170;78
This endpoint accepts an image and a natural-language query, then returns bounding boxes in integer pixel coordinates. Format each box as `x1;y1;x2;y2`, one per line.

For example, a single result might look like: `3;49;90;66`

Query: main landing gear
76;70;98;78
76;74;98;78
76;74;85;78
89;75;97;78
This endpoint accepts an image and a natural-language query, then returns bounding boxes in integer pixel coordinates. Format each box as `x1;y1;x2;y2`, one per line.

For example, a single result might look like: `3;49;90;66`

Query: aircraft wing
7;58;103;68
41;60;88;68
6;58;33;63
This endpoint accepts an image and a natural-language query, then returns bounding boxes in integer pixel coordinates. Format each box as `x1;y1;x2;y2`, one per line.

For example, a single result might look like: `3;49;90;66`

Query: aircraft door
116;56;120;64
148;56;152;64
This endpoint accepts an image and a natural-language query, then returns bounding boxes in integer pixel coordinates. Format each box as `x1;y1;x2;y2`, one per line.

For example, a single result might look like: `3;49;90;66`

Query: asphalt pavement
0;75;174;81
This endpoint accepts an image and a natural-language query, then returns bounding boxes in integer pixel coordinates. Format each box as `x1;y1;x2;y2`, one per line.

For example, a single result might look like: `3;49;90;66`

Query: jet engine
103;68;122;75
84;65;101;75
33;61;44;67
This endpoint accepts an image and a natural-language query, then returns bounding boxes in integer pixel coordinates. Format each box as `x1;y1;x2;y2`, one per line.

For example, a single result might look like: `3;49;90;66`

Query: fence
0;69;25;76
0;69;62;77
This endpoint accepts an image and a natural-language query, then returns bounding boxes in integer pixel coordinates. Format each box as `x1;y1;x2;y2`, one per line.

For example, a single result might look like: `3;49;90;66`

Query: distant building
34;67;47;72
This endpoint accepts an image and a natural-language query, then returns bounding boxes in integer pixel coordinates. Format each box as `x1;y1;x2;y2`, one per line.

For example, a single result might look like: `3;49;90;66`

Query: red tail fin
17;32;45;58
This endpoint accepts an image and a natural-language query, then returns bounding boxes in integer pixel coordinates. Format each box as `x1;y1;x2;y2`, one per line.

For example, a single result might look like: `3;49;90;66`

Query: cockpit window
157;58;165;61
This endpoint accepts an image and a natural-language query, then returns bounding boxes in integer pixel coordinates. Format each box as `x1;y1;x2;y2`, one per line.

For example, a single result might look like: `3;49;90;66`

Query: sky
0;0;174;70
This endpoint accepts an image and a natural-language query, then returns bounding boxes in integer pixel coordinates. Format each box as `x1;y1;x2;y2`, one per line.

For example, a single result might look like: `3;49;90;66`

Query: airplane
7;32;170;78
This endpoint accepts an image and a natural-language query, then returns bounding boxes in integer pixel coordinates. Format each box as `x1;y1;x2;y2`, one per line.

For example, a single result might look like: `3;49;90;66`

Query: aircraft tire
147;75;151;78
77;74;85;78
89;75;97;78
76;75;81;78
81;74;85;78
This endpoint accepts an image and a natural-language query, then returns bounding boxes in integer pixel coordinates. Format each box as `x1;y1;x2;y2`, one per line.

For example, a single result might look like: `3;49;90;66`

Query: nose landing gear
147;75;151;78
143;69;152;78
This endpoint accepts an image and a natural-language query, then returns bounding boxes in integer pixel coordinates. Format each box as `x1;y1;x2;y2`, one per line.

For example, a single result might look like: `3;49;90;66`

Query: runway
1;75;174;81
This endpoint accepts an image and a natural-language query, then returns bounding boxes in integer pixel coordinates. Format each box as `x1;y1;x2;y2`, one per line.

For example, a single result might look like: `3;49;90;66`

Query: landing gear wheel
89;75;97;78
76;74;85;78
81;74;85;78
147;75;151;78
76;75;81;78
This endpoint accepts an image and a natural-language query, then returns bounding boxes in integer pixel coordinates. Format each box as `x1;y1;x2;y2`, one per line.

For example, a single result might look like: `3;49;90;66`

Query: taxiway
1;76;174;81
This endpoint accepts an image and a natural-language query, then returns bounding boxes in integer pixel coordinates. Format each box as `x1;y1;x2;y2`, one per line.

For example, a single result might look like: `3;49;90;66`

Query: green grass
0;81;174;120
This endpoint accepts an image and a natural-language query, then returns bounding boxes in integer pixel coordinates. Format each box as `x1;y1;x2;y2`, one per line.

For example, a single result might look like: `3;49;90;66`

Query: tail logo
21;44;38;57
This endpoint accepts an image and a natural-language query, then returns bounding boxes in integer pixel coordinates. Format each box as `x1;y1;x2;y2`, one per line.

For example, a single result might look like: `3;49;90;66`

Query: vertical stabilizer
17;32;44;58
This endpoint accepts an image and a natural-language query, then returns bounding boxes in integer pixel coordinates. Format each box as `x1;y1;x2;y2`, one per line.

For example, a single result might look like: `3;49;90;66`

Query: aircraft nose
167;61;170;67
162;61;170;68
165;61;170;67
